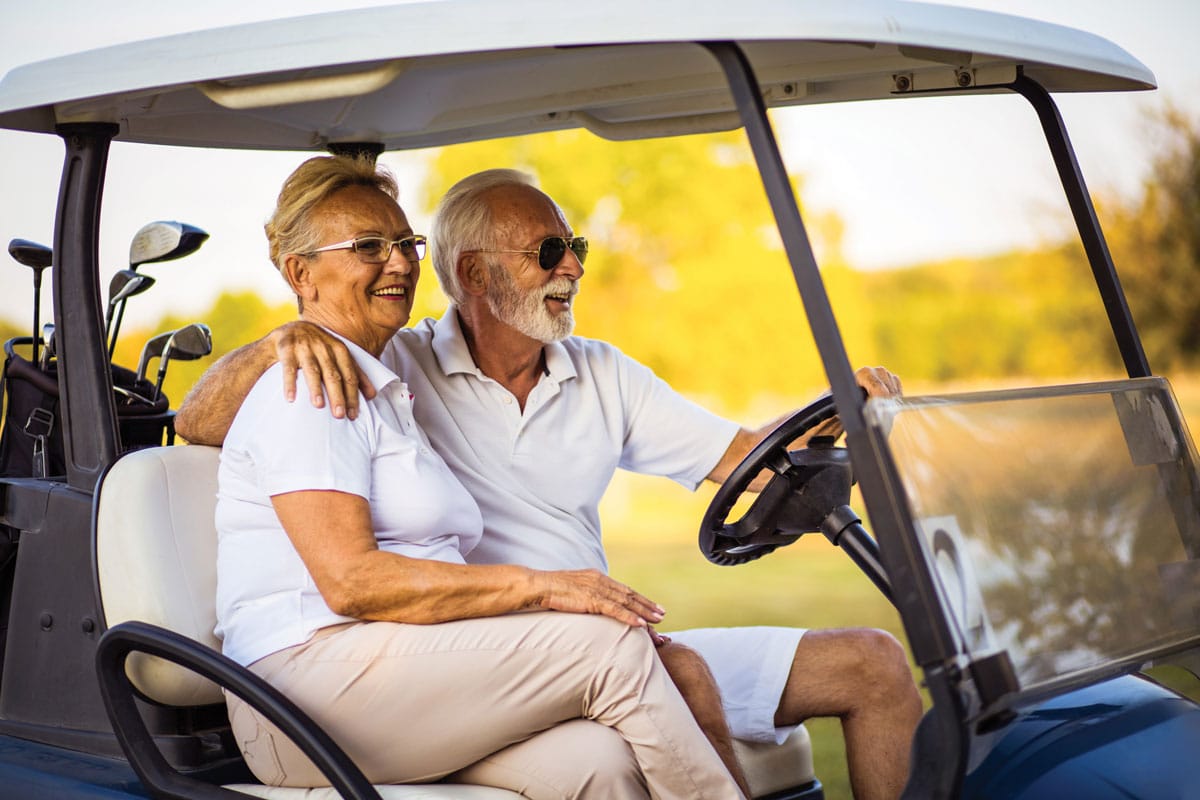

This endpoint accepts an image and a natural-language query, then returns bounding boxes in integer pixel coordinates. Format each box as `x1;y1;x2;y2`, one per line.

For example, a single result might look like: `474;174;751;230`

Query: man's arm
705;365;902;486
174;321;374;445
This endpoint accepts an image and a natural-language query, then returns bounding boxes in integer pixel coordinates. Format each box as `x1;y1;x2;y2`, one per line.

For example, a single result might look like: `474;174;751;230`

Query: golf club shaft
31;271;41;367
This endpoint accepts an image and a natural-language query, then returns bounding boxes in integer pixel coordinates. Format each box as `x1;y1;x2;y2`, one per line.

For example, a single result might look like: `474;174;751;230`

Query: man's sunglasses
475;236;588;271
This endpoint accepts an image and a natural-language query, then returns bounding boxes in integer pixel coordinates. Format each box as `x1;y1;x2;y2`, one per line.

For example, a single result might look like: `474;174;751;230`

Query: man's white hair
430;168;538;304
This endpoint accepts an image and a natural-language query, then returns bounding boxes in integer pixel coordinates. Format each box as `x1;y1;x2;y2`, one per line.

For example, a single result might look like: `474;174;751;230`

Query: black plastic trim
96;621;381;800
1009;73;1151;378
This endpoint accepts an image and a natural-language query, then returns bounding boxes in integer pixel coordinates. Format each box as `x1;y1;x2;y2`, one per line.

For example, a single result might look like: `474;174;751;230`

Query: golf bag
0;337;174;479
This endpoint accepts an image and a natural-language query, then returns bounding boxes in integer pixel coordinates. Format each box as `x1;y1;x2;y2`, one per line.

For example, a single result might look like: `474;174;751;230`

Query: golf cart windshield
868;378;1200;710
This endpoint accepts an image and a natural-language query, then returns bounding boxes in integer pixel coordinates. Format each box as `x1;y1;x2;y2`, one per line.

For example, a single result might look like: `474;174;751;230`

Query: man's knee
854;628;914;691
787;627;917;707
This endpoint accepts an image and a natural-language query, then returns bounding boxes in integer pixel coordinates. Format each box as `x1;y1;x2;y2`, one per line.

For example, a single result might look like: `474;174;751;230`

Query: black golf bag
0;337;174;480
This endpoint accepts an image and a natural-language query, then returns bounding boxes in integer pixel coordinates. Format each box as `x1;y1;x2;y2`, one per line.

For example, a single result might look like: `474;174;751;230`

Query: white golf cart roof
0;0;1154;151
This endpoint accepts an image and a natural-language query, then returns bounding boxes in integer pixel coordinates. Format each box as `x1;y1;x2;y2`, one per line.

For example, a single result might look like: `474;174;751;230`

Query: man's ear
458;252;488;297
281;253;319;304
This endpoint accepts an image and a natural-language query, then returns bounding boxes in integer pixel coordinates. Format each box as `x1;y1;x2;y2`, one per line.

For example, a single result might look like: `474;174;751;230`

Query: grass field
600;375;1200;799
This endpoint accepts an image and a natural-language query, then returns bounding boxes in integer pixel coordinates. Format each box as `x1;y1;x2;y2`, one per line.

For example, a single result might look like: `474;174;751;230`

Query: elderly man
177;168;922;799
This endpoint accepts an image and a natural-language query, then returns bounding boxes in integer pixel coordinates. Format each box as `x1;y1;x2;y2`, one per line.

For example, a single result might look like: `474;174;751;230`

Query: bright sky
0;0;1196;335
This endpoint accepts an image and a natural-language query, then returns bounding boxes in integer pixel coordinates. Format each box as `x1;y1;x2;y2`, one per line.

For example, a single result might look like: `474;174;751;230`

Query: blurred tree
1101;108;1200;370
423;129;861;415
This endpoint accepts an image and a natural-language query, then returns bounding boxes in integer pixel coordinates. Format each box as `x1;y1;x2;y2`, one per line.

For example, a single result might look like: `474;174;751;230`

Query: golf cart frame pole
1010;74;1151;378
704;41;968;799
702;41;958;661
52;123;121;490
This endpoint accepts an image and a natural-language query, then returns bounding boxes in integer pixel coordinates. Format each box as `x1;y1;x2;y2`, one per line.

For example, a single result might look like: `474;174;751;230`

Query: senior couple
180;155;922;799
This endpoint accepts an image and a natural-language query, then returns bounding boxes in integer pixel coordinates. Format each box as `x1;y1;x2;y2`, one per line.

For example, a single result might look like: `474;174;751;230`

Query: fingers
854;365;903;398
539;570;665;628
275;322;365;419
648;626;672;647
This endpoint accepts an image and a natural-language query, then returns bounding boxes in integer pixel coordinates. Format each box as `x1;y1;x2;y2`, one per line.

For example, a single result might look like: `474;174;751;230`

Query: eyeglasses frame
301;234;427;264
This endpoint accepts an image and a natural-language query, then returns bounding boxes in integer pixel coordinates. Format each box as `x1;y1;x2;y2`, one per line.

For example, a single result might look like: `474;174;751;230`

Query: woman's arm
271;489;665;628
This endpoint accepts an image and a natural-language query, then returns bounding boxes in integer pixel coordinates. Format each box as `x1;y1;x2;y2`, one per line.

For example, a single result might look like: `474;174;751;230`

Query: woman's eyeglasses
303;235;427;264
475;236;588;271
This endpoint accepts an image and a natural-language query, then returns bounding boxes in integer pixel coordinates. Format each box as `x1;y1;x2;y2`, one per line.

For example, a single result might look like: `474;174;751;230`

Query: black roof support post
53;123;121;490
1011;74;1151;378
701;41;967;800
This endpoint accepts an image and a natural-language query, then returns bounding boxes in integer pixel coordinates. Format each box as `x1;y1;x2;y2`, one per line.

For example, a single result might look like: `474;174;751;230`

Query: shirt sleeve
614;349;740;491
236;365;375;500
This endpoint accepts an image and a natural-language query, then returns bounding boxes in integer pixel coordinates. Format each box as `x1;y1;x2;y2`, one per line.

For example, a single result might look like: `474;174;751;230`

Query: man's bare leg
773;628;922;800
657;642;752;798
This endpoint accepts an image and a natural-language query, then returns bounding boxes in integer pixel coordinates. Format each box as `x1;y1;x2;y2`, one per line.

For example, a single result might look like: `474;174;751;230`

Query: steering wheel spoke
700;394;854;565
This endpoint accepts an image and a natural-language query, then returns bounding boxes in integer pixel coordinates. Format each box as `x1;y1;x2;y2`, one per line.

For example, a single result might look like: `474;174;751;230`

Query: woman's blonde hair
265;155;399;271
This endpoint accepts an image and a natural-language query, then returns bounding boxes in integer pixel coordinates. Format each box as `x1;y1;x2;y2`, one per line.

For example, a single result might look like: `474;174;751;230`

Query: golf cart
0;1;1197;798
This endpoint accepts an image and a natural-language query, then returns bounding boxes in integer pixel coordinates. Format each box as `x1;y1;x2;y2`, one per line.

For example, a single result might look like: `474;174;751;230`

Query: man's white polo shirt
382;309;740;572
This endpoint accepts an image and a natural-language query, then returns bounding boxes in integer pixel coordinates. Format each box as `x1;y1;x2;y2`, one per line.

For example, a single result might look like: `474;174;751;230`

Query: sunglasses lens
538;238;568;270
569;237;588;265
537;237;588;270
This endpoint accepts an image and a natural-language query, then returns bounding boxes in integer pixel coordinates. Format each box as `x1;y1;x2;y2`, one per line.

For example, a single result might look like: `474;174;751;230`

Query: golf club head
128;221;209;268
40;323;55;370
105;270;157;352
154;323;213;401
137;329;176;384
108;270;156;305
8;238;52;271
165;323;214;361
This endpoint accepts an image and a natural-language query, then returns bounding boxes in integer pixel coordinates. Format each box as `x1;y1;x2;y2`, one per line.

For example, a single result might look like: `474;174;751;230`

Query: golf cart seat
94;445;819;799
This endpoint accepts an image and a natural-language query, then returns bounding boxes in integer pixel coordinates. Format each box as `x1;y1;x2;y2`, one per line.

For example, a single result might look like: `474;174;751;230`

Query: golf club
153;323;213;401
105;270;156;358
39;323;55;371
128;221;208;269
8;238;52;367
109;220;209;361
136;330;176;385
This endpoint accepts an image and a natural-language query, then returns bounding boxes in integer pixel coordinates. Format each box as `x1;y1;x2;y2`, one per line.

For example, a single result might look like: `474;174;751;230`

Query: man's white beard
486;262;577;343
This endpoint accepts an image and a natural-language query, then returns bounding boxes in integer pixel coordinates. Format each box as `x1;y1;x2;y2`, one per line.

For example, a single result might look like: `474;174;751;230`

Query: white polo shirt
381;309;740;572
215;331;483;666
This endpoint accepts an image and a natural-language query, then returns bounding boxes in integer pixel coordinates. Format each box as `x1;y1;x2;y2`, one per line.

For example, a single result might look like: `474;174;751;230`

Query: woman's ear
282;253;319;304
458;252;488;297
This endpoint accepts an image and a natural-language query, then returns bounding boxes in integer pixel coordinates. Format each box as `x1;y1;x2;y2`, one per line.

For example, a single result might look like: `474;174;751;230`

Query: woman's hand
532;569;666;629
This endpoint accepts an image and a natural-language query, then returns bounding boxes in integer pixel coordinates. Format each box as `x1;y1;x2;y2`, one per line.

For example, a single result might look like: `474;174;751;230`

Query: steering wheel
699;393;855;565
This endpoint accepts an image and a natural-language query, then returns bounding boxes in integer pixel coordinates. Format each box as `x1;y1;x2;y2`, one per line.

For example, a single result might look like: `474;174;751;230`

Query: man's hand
854;365;902;399
272;322;377;420
707;365;905;485
804;365;903;440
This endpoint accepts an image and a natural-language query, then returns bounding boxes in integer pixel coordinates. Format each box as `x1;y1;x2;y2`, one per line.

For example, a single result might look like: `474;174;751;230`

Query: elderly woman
214;155;744;799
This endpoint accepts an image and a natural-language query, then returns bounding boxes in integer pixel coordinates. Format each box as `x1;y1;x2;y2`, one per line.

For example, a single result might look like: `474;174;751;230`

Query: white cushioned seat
95;445;815;798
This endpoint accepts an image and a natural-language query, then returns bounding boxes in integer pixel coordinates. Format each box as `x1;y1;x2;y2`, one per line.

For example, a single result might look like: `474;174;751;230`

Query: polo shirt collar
323;328;403;392
431;306;577;382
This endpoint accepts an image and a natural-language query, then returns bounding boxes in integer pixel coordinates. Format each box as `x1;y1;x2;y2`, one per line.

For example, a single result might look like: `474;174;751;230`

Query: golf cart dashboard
868;377;1200;715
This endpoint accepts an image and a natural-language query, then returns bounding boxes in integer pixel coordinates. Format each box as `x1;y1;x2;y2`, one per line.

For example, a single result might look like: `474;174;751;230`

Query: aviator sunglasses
475;235;588;271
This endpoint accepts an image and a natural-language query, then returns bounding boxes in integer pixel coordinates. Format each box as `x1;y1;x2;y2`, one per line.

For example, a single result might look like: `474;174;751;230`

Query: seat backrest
96;444;224;706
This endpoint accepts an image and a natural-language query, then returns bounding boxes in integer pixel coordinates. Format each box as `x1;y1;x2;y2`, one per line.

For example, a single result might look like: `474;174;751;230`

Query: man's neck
456;306;546;410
